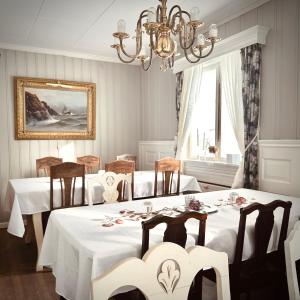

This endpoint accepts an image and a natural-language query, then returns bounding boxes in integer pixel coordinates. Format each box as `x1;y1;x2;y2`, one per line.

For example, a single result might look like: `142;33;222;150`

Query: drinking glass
144;201;153;216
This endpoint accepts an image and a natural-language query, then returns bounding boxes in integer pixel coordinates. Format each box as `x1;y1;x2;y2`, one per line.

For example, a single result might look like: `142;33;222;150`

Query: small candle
209;24;218;38
190;7;200;21
117;19;126;33
197;33;205;46
147;7;156;23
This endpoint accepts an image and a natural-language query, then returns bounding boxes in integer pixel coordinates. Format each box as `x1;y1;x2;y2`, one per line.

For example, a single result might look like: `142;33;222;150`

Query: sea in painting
24;87;88;132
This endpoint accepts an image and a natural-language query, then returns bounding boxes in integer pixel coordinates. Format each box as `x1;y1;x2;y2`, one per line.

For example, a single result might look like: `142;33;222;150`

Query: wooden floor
0;228;59;300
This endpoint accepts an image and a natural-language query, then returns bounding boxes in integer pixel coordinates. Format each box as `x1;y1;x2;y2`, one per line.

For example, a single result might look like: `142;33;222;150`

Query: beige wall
140;59;177;141
0;49;141;221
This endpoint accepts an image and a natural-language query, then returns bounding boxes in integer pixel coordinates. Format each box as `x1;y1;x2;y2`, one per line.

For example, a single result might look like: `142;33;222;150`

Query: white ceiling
0;0;266;62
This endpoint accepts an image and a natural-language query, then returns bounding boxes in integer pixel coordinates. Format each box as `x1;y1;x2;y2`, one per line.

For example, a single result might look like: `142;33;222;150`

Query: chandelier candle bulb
197;34;206;46
209;24;218;38
147;7;156;23
190;7;200;21
117;19;126;33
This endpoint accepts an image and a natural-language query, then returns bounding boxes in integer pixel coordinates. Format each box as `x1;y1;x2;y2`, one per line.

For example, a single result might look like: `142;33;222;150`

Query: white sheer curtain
176;64;203;159
220;50;244;188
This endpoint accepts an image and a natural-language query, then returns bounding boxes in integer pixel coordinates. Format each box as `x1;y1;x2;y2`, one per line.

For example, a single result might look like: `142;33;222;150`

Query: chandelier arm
183;48;201;63
116;47;136;63
119;39;138;59
141;50;153;71
149;29;158;53
118;13;149;60
178;26;196;50
168;54;174;68
199;41;215;58
167;5;182;27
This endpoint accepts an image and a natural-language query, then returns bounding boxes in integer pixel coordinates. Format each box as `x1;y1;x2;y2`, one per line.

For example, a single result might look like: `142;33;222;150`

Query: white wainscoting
138;141;175;171
259;140;300;197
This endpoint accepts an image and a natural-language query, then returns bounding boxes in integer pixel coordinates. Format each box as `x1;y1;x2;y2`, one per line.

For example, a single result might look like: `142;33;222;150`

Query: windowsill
184;159;239;168
183;159;239;187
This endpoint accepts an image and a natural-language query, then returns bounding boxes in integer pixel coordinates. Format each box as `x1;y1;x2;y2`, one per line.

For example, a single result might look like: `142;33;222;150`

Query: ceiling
0;0;265;62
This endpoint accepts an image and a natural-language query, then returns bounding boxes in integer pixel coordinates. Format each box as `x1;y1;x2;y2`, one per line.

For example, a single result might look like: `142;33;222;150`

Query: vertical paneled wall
215;0;300;139
140;59;177;141
0;49;141;221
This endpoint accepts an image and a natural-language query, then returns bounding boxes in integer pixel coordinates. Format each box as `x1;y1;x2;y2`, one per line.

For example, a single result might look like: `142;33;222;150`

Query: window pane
220;96;241;162
190;68;216;159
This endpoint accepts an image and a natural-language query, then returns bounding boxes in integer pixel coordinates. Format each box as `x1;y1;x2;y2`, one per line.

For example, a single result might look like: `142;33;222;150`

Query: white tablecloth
6;172;200;237
38;188;300;300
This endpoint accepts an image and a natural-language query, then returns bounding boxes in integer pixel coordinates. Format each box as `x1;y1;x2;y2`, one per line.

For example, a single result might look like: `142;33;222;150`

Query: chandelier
111;0;218;71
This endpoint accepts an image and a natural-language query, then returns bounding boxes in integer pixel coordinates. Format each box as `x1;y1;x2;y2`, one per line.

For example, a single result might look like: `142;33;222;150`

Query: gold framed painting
15;77;96;140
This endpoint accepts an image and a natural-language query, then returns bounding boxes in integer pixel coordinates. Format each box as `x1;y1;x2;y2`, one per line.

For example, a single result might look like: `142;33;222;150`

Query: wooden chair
141;211;207;300
50;162;85;210
154;157;181;197
105;160;135;201
141;211;207;257
77;155;101;174
93;172;132;203
117;154;137;170
92;242;231;300
36;156;62;177
230;200;292;300
285;220;300;300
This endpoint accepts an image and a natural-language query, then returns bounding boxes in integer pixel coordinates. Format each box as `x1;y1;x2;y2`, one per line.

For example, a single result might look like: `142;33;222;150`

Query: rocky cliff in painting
25;91;58;123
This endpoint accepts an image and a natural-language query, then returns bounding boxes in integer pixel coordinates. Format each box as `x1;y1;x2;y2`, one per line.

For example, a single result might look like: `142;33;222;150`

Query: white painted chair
92;242;231;300
93;171;132;203
285;220;300;300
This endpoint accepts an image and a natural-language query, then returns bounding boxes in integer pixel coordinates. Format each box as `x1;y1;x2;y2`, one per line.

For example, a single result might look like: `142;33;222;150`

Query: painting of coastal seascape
25;87;87;132
15;77;96;140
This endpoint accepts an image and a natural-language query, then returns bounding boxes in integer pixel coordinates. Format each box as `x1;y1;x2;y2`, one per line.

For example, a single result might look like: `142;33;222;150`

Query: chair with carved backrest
50;162;85;210
230;200;292;300
154;157;181;197
285;220;300;300
93;171;132;203
105;160;135;201
77;155;101;174
116;154;137;170
141;211;207;299
36;156;63;177
92;242;231;300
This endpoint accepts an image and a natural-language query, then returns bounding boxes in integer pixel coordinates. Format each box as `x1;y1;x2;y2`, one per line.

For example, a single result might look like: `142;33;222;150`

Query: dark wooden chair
77;155;101;174
50;162;85;210
230;200;292;300
141;211;207;300
36;156;62;177
154;157;181;197
105;160;135;201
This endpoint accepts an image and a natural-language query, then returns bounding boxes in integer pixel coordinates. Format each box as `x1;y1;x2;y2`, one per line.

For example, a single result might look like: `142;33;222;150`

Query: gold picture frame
15;77;96;140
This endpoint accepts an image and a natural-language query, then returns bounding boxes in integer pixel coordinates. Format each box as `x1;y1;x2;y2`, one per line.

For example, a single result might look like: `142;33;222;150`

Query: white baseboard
0;222;8;229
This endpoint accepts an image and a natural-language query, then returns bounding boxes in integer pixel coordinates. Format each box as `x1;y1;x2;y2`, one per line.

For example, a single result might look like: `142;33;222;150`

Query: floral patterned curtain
241;43;262;189
175;71;184;126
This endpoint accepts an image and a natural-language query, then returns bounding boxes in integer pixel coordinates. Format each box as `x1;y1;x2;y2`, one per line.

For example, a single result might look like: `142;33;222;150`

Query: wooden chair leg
24;215;34;244
32;212;44;272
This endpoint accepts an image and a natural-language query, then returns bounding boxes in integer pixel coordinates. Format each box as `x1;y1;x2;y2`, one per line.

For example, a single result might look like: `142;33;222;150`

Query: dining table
38;188;300;300
5;170;200;271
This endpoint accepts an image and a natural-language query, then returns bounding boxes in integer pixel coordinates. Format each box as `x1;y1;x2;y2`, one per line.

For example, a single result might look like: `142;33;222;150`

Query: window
189;64;241;163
